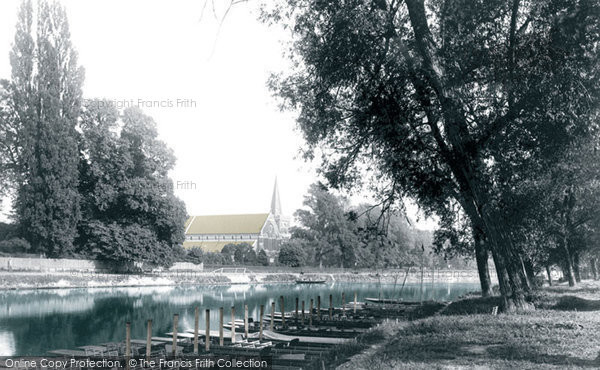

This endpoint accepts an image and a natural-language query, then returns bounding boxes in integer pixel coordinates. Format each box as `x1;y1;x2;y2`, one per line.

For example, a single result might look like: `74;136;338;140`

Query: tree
434;204;493;296
76;103;187;269
0;237;31;255
508;137;600;286
4;0;84;256
278;240;307;267
293;182;358;267
264;0;600;310
257;249;269;266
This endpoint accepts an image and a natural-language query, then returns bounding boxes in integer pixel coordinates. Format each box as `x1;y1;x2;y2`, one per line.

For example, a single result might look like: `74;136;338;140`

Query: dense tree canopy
76;102;187;268
282;182;457;269
264;0;600;309
2;0;84;256
0;2;187;268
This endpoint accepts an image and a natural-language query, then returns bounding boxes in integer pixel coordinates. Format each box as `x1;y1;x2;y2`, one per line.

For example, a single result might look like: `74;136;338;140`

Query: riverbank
338;280;600;369
0;269;485;290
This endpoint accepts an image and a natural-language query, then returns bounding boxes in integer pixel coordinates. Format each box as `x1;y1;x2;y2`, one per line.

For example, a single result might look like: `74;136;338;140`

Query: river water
0;282;479;355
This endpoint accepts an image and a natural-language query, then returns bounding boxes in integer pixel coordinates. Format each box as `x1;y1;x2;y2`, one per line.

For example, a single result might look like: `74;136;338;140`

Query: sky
0;0;437;230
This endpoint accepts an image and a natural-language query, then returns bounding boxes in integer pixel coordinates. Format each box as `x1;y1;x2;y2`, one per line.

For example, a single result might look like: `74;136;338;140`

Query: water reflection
0;282;479;355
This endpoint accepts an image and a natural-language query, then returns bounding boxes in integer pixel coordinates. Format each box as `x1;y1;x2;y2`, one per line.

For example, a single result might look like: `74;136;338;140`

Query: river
0;282;479;355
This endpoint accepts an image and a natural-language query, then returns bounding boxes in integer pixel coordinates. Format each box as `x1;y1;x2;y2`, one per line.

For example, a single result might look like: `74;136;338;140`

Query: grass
338;280;600;369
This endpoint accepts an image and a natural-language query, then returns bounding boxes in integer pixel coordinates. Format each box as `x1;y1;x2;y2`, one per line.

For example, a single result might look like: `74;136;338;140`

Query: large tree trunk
573;252;581;283
523;257;536;288
480;212;533;311
561;236;577;287
519;256;532;290
591;258;598;280
474;230;493;297
405;0;532;311
546;265;554;286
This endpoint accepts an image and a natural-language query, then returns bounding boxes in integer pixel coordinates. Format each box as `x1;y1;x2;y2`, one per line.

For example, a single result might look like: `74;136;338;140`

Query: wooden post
420;264;424;303
125;322;131;358
172;314;179;356
295;297;299;324
259;304;264;340
342;292;345;316
329;294;333;320
205;309;210;352
244;304;249;339
301;300;305;325
280;296;286;327
219;307;224;346
309;299;313;326
317;296;321;320
146;319;152;359
270;302;275;331
354;292;357;314
194;307;199;354
231;306;236;344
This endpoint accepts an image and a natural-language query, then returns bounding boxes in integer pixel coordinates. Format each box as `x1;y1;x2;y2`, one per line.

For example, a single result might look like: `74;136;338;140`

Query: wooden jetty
47;291;435;369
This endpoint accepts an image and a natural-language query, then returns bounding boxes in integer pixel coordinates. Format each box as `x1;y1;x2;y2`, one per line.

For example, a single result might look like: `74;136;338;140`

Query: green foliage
263;0;600;303
0;237;31;254
181;247;231;265
285;182;449;268
6;0;84;257
0;222;18;242
257;249;269;266
76;105;187;268
278;240;307;267
220;243;257;265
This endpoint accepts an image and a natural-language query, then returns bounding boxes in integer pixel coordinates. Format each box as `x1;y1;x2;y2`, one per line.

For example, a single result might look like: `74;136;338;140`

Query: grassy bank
339;280;600;369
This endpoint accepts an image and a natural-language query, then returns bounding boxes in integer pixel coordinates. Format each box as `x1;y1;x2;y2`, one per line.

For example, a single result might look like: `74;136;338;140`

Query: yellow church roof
183;241;253;252
185;213;269;235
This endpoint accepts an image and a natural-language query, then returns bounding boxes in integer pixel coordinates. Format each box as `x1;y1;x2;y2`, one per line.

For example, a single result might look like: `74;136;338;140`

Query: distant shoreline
0;270;488;291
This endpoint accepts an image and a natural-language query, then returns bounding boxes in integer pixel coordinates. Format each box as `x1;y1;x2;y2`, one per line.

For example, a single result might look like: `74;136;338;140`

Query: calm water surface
0;282;479;355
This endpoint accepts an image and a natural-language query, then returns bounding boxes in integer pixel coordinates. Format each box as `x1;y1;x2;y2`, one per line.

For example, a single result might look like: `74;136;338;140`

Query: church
182;179;290;258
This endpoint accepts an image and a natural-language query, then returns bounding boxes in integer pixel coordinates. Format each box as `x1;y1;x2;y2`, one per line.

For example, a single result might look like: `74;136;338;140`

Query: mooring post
146;319;152;360
309;299;313;326
329;294;333;320
354;292;358;314
342;292;346;316
205;309;210;352
244;304;249;339
317;296;321;320
259;304;264;340
295;297;299;325
125;321;131;359
270;302;275;331
420;264;424;303
231;306;236;344
219;307;224;346
172;314;179;356
280;296;286;327
301;300;305;325
194;307;199;354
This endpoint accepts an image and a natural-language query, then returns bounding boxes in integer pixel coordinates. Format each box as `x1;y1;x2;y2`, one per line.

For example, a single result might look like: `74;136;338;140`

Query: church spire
271;177;282;216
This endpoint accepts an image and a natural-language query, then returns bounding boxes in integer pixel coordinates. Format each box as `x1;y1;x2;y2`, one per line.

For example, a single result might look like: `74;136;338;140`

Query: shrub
278;240;307;267
257;249;269;266
0;238;31;254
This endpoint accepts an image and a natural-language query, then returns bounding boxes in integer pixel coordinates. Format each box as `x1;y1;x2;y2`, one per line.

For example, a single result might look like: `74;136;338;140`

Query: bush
0;238;31;254
0;223;18;241
278;240;307;267
257;249;269;266
222;243;256;265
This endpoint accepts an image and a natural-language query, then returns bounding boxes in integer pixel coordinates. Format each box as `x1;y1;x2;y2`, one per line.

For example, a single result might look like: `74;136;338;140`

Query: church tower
271;177;282;216
270;177;290;237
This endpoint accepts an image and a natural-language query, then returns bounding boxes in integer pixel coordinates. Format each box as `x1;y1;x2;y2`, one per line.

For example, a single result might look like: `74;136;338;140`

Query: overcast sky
0;0;436;230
